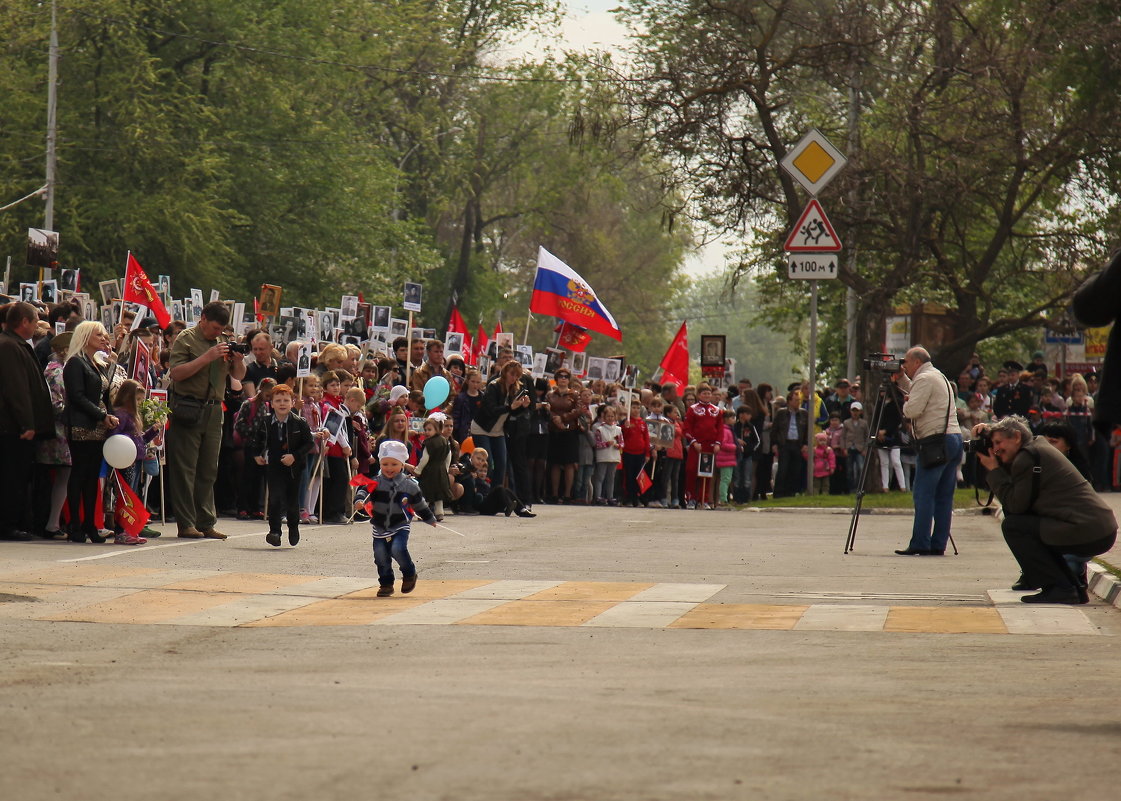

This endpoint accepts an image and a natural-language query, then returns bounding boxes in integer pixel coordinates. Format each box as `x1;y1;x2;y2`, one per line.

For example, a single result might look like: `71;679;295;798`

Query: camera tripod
843;372;958;555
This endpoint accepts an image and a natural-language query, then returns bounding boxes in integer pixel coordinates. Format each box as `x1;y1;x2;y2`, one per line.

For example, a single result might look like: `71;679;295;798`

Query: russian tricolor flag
530;246;622;342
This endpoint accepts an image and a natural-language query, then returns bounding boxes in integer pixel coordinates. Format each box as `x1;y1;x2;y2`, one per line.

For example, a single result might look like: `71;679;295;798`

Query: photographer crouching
973;416;1116;604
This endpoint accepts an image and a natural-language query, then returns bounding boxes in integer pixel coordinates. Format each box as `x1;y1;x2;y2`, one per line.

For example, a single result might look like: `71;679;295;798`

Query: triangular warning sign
784;199;842;252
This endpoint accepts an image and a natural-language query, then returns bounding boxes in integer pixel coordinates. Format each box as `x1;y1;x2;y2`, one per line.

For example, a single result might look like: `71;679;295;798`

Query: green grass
739;488;988;511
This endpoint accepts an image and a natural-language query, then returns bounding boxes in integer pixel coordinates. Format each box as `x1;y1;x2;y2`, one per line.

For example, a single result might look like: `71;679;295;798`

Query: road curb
1088;562;1121;609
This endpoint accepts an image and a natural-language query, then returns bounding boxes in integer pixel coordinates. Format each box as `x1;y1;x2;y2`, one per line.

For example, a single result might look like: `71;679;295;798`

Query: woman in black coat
63;321;119;543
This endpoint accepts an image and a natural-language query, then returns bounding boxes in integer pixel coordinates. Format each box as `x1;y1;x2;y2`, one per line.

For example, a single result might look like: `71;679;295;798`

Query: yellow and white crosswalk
0;563;1104;635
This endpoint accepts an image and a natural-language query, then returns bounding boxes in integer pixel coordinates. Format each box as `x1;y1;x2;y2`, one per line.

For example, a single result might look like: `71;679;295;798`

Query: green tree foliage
620;0;1121;375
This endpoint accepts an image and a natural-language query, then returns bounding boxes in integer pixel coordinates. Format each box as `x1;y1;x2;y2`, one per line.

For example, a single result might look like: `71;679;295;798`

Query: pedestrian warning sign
783;199;842;253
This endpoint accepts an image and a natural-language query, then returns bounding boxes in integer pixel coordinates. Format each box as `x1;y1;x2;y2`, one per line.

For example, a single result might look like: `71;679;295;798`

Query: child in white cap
354;439;437;596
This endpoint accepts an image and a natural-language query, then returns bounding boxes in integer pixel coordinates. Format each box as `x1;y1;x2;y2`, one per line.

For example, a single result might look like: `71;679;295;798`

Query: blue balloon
423;375;451;409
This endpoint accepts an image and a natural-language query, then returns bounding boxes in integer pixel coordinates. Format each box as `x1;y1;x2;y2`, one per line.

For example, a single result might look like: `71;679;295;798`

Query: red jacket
684;402;723;450
621;415;651;455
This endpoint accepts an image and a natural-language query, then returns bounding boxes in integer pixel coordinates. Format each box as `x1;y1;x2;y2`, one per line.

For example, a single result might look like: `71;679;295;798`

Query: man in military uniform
167;302;246;539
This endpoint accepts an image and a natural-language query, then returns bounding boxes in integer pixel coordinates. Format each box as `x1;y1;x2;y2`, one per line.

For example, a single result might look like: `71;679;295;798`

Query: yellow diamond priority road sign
780;129;847;196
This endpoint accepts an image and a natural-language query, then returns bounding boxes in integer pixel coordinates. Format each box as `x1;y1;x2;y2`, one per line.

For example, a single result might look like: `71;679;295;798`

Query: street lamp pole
44;0;59;230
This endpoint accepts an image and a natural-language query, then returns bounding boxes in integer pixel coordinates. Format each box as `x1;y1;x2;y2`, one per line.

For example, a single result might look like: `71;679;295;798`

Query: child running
354;440;437;597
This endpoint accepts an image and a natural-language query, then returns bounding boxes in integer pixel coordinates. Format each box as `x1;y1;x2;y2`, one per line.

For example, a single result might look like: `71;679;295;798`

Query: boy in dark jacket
251;384;313;547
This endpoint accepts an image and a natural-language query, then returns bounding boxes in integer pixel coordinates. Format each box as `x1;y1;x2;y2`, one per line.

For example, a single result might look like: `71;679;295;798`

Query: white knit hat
389;385;410;403
378;440;409;464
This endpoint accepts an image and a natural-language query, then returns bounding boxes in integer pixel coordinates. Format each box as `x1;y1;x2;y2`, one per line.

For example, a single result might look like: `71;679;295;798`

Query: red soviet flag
555;321;592;352
474;324;489;362
636;465;653;494
658;320;689;387
113;469;151;537
122;253;171;328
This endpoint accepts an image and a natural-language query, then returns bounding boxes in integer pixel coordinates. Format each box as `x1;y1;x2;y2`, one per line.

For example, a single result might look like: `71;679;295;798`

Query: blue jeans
908;434;963;552
847;449;865;493
474;434;507;487
372;529;415;587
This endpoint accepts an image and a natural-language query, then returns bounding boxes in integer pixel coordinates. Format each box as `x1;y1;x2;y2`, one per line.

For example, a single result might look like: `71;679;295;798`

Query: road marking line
458;599;617;627
160;571;325;594
522;581;655;602
259;576;379;598
583;601;699;628
794;604;890;632
669;603;807;630
451;580;563;600
157;593;325;627
373;598;510;625
57;531;268;562
42;588;243;624
884;606;1006;634
629;583;725;603
996;606;1101;636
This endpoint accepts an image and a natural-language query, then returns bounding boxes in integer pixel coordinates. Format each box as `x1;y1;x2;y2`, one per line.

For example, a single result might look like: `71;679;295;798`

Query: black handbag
915;378;954;468
170;393;205;427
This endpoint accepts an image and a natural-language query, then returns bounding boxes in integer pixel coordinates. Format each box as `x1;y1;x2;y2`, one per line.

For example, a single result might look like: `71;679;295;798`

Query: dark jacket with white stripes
353;471;436;537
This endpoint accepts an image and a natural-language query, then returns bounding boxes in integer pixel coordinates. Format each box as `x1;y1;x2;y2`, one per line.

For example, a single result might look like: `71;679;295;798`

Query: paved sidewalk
1;503;1119;801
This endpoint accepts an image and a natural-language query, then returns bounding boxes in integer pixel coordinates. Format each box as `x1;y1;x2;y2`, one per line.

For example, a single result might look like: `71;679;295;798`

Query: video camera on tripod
862;353;904;374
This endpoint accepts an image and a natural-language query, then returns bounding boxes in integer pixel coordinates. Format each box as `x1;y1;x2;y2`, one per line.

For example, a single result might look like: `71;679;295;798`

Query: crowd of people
3;291;1119;549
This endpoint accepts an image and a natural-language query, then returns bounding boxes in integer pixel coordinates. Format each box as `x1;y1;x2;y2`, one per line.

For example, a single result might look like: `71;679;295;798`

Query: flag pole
406;310;414;388
118;251;130;328
523;311;532;347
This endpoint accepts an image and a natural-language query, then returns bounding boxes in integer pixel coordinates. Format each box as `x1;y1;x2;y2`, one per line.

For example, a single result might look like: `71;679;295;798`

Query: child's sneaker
265;531;282;547
401;575;417;594
288;528;300;546
376;585;394;597
114;533;146;546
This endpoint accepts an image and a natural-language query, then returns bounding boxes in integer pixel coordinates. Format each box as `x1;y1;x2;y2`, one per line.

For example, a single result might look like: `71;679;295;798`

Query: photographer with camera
893;347;964;556
973;415;1116;604
167;301;247;540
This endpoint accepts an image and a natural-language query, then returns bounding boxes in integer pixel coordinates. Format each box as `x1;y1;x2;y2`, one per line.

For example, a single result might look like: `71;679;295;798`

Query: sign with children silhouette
783;199;842;253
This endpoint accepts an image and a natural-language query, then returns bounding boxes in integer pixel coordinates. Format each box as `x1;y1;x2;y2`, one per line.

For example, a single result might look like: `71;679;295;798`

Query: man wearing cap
824;378;855;421
1027;350;1048;377
0;302;55;540
166;301;246;540
992;363;1032;419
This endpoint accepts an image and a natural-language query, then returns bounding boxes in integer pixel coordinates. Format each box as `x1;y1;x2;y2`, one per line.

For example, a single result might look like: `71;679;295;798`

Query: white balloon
103;434;138;470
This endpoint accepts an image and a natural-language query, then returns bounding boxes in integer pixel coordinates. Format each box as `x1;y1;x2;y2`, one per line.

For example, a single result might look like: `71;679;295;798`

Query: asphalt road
2;502;1120;801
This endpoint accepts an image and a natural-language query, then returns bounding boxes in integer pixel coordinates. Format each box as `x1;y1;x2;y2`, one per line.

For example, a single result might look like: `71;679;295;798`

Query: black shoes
1021;586;1084;605
894;548;931;556
401;575;417;594
266;531;282;547
0;529;33;541
288;529;299;546
377;585;394;597
515;507;536;518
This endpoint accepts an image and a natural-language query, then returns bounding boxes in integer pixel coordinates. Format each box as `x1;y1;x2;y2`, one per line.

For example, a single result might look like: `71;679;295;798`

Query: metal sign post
780;130;847;496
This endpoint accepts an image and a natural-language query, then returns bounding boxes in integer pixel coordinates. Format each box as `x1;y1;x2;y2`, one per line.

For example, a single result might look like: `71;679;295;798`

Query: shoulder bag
915;377;954;468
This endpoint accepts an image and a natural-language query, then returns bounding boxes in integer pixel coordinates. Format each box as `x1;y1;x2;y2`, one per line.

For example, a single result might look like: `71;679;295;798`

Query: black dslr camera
862;353;903;374
226;341;251;355
964;428;993;457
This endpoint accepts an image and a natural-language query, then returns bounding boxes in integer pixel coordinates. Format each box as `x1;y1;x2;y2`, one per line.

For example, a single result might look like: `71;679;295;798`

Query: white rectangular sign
786;252;839;280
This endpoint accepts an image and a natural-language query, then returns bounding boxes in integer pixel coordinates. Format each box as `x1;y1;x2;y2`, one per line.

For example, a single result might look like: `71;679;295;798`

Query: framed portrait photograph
317;310;336;343
231;302;246;336
339;295;359;320
296;343;313;378
83;298;100;323
171;299;185;324
59;268;79;293
622;364;638;389
445;332;465;355
409;327;425;343
586;357;604;381
570;350;586;377
26;228;59;270
697;451;715;478
515;344;533;367
543;347;566;377
700;334;726;368
495;332;514;352
190;288;205;321
258;284;282;318
39;279;58;305
390;318;408;339
403;281;423;313
603;358;621;383
19;282;38;303
372;305;391;329
531;352;547;378
99;279;121;306
209;289;221;303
